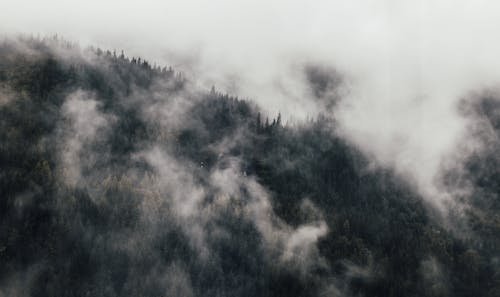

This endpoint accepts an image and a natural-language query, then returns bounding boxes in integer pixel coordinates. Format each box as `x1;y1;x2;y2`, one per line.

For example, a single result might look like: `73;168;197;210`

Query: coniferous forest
0;36;499;297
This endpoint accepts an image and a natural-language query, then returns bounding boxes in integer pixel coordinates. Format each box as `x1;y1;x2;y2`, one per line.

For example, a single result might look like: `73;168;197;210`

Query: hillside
0;36;499;297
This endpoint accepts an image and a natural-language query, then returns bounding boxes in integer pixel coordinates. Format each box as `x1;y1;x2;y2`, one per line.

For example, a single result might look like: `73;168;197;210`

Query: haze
3;0;500;211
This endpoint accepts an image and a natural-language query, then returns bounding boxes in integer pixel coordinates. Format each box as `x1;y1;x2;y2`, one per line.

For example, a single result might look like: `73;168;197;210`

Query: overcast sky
3;0;500;210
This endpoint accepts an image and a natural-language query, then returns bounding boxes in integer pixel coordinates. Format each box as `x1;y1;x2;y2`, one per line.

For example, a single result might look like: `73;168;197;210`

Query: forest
0;36;499;297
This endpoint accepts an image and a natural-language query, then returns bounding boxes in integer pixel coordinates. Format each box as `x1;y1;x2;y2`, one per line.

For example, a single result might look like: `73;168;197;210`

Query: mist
3;0;500;212
1;1;500;296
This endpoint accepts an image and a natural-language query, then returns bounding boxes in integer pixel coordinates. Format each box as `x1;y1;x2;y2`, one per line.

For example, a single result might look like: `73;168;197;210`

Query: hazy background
3;0;500;211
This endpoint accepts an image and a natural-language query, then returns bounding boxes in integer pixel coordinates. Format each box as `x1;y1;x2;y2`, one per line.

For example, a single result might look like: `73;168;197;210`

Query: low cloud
4;1;500;218
58;90;113;186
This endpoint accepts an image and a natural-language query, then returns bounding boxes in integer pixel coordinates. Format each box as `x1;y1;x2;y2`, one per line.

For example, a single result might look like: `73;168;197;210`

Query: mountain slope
0;36;498;297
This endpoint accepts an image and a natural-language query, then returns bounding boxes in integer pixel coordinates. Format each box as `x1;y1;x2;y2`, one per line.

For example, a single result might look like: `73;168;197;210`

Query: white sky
3;0;500;209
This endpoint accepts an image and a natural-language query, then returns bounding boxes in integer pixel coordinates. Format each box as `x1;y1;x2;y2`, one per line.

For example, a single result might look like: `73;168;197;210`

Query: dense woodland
0;36;499;297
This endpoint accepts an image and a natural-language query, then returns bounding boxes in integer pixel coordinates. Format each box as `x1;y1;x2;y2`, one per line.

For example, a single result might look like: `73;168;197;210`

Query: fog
3;5;500;293
3;0;500;213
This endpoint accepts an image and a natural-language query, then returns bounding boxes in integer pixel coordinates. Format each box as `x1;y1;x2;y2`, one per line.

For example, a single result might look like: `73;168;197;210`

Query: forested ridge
0;36;499;297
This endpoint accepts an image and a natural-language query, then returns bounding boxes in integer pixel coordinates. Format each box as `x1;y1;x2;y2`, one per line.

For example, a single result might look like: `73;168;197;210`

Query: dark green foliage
0;36;499;297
